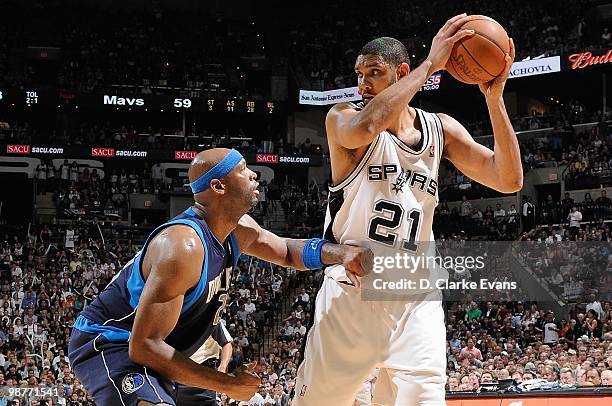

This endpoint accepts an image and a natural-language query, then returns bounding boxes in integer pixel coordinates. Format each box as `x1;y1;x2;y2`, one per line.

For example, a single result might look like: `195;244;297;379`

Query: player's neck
192;202;237;243
387;106;417;137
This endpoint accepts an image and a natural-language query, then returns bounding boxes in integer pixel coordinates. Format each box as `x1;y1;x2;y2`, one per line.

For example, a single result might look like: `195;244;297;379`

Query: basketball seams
447;16;509;83
466;16;506;32
463;18;510;55
458;40;497;78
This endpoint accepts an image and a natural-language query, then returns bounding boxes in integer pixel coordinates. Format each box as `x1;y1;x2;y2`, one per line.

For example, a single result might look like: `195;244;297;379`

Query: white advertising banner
299;87;361;105
508;56;561;79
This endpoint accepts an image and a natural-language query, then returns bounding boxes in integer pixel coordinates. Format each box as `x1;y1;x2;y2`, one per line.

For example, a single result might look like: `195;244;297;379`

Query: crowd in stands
445;299;612;392
289;0;607;91
2;0;609;97
0;223;138;405
517;227;612;301
525;190;612;230
0;178;611;404
439;103;611;199
1;1;267;98
279;182;327;237
434;199;520;240
0;220;311;405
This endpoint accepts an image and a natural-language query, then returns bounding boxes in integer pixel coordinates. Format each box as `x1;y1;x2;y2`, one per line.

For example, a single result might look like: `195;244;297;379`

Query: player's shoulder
148;224;205;259
326;102;364;138
433;112;463;129
430;112;468;144
328;101;364;116
142;224;204;289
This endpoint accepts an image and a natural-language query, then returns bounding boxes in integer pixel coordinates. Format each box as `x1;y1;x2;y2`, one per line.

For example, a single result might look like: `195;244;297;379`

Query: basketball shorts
293;275;446;406
68;328;176;405
68;328;219;406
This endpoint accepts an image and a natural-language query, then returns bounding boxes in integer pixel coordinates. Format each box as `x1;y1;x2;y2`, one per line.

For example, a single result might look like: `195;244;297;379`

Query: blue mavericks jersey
75;207;239;357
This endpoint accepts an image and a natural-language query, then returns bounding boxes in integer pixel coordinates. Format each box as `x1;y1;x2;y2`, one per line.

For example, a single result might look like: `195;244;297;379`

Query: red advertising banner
1;144;323;166
174;150;197;160
256;153;279;163
91;147;115;157
566;49;612;70
6;144;31;154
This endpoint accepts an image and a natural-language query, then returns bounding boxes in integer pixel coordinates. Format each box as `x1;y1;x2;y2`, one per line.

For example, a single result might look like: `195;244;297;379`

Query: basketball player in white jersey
294;14;521;405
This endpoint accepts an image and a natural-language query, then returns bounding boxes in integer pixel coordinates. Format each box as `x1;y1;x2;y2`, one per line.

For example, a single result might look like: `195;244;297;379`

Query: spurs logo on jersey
324;106;447;292
367;164;438;196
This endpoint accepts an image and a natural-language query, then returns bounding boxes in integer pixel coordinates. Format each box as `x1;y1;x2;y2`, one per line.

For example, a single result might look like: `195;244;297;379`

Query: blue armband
302;238;329;269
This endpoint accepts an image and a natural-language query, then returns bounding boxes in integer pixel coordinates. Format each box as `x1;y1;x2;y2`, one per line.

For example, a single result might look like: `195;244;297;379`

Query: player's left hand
479;38;515;100
340;240;374;287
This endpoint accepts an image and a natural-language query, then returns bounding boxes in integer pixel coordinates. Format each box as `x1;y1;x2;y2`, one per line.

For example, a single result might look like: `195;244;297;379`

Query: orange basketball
446;15;510;84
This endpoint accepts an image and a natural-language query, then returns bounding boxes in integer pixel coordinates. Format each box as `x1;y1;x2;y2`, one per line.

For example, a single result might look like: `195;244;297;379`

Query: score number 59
173;98;192;108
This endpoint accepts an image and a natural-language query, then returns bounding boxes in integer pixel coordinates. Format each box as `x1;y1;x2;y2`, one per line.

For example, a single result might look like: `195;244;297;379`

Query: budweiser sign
91;147;115;157
256;153;279;163
568;49;612;70
175;150;197;160
7;144;31;154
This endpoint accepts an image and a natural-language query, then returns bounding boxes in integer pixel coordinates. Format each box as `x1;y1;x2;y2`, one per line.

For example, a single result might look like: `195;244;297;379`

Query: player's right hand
224;363;260;401
426;13;475;73
339;241;374;287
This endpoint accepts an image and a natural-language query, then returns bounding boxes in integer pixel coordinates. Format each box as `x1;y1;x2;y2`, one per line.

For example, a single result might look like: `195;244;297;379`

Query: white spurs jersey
324;105;447;294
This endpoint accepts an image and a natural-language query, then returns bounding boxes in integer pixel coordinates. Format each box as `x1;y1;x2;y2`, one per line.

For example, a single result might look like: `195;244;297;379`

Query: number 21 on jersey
367;200;422;252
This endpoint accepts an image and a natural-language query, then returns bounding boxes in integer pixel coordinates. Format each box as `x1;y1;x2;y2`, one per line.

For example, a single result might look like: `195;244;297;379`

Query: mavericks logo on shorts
299;385;308;396
121;373;145;394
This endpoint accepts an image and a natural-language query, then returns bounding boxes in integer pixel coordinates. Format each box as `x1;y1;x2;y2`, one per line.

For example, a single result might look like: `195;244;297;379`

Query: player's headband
190;149;244;194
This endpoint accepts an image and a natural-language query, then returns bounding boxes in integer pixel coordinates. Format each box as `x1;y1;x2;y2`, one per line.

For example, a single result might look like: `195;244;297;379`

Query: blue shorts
175;384;216;406
68;328;177;405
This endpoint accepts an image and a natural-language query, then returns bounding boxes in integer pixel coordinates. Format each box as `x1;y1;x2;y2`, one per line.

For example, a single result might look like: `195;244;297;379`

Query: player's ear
210;179;226;194
397;62;410;79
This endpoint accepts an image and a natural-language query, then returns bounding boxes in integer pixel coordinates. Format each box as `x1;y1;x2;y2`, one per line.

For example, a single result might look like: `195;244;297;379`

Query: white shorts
293;276;446;406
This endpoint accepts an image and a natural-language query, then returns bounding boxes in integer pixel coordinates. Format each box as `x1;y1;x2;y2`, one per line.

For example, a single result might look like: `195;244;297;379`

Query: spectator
543;312;560;344
522;196;536;232
584;368;601;386
458;339;483;367
560;368;577;387
586;293;605;321
467;302;482;321
568;206;583;238
596;190;612;219
493;203;506;221
602;370;612;386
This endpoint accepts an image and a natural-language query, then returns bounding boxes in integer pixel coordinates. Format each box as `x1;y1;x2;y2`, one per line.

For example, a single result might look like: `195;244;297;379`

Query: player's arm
128;226;258;401
327;14;476;149
234;214;372;286
442;38;522;194
326;62;430;149
441;111;522;193
212;323;233;373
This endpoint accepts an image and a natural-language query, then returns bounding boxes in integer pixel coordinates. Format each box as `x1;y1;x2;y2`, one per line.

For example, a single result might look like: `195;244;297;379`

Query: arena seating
0;222;313;403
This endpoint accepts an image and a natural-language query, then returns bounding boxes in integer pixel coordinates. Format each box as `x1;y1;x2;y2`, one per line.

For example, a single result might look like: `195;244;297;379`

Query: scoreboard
0;88;43;106
0;87;282;114
96;94;278;114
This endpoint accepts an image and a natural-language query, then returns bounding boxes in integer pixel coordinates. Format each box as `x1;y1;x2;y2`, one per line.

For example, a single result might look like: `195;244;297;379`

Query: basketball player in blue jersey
294;14;522;406
68;148;373;406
